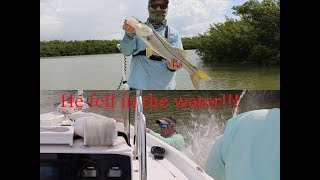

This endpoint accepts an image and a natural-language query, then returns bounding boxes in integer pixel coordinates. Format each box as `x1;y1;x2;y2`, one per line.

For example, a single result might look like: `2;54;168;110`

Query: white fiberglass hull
40;111;213;180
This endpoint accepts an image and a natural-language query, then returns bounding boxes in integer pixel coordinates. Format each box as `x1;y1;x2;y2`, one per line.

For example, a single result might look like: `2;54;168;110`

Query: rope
116;77;123;90
116;55;127;90
124;56;127;76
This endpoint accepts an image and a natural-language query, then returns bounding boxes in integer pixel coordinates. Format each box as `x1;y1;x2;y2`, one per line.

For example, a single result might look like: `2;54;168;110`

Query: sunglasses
159;124;170;128
149;3;168;10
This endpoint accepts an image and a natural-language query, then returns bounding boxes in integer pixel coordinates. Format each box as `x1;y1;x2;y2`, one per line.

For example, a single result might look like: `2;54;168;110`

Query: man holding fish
120;0;211;90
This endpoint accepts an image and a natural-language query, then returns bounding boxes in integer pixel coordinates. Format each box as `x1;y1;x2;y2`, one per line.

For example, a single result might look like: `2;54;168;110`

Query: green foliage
181;37;201;50
40;38;199;57
196;19;256;62
40;40;121;57
248;45;279;65
196;0;280;65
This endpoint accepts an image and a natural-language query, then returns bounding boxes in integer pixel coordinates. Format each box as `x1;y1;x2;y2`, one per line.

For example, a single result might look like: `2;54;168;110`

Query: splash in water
180;90;248;168
180;108;226;167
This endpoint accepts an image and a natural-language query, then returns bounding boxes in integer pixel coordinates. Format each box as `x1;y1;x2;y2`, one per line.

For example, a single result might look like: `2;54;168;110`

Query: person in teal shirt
146;116;185;151
120;0;183;90
205;108;280;180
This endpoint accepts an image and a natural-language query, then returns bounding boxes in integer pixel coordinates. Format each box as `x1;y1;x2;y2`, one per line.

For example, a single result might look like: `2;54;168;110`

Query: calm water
40;90;280;167
40;50;280;90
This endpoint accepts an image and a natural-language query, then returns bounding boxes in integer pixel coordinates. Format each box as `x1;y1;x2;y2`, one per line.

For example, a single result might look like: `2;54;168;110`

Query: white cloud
167;0;231;37
40;0;240;40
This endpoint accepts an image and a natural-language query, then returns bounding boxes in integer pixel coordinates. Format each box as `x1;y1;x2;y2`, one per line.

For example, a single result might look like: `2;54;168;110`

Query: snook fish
125;16;211;90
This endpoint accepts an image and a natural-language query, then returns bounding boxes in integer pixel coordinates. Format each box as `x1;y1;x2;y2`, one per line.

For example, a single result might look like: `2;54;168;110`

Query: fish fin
146;46;153;58
174;47;188;58
189;66;212;90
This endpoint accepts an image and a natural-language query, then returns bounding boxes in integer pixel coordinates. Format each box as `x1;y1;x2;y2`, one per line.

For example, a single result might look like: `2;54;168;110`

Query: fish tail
189;67;211;90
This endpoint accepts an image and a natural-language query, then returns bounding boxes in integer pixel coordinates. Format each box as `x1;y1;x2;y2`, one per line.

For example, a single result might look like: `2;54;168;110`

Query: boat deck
41;137;190;179
131;146;189;179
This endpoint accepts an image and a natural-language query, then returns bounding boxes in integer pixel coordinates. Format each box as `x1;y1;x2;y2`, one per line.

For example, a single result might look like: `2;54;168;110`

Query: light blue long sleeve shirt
204;108;280;180
149;130;185;151
120;20;183;90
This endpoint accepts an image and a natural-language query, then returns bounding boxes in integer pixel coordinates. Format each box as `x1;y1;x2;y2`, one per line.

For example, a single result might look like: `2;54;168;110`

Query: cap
148;0;169;4
156;116;176;126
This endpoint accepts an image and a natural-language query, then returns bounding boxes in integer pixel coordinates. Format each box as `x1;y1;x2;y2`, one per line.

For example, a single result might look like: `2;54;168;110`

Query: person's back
204;108;280;180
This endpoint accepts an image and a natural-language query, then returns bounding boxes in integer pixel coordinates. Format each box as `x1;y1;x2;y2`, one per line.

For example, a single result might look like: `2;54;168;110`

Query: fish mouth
130;16;143;23
125;16;142;29
125;16;152;36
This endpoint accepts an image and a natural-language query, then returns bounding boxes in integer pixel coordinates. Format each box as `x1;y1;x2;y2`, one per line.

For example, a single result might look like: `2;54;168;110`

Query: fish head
126;16;153;37
135;23;153;37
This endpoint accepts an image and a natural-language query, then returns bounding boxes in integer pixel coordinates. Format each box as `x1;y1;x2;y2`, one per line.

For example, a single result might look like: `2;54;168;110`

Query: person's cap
148;0;169;4
156;116;176;126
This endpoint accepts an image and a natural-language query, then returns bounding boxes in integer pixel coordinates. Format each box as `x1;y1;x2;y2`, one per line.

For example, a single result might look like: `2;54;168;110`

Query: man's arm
120;32;137;56
120;21;137;56
148;130;177;147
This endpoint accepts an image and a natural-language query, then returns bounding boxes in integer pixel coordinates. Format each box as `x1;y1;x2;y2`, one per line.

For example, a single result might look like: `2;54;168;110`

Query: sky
40;0;252;41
